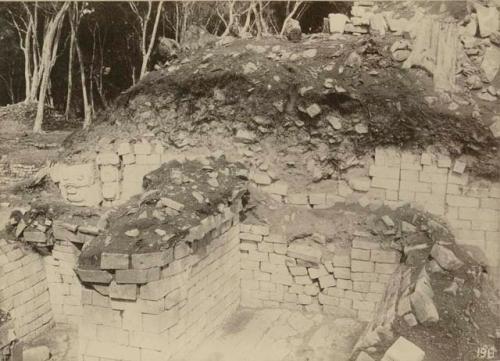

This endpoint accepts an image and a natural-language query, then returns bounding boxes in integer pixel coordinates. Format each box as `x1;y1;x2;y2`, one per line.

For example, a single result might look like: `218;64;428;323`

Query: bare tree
280;1;303;36
7;3;36;102
33;2;70;133
130;1;164;80
65;18;75;119
69;2;93;129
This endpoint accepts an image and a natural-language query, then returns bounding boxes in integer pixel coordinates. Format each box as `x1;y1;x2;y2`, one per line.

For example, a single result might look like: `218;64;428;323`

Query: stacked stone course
0;240;53;341
43;240;83;326
0;159;40;186
239;225;402;321
78;202;242;361
248;147;500;278
50;143;500;280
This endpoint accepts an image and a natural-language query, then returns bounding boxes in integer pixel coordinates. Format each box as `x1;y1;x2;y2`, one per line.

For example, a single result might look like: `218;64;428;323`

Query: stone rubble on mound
323;1;500;134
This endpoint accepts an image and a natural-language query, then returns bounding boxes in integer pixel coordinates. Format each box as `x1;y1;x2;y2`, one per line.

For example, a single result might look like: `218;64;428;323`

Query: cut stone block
96;152;120;165
75;268;113;284
430;244;464;271
318;275;337;289
287;243;322;264
410;290;439;323
131;249;173;269
23;230;47;243
100;252;130;270
329;13;349;33
382;336;425;361
134;142;152;155
110;281;137;300
115;268;160;284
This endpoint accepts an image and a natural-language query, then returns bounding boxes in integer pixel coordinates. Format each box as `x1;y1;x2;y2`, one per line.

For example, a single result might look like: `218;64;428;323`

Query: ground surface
180;307;364;361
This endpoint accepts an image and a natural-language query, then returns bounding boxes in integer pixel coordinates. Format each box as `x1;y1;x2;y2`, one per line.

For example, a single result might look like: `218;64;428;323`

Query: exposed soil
58;35;499;180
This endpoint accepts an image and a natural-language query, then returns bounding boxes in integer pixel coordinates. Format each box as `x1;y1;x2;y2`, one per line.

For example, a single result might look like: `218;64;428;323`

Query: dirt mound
0;102;77;133
78;156;247;269
59;34;499;180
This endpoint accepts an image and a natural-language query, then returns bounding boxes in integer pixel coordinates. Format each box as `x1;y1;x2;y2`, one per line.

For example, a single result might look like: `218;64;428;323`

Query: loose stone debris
0;2;499;361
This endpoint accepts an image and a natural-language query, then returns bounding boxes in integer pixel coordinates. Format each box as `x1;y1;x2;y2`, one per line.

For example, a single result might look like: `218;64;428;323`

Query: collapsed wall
239;223;400;321
1;132;498;361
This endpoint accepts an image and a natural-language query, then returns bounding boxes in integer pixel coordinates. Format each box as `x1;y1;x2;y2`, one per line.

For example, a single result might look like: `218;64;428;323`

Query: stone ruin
1;137;499;361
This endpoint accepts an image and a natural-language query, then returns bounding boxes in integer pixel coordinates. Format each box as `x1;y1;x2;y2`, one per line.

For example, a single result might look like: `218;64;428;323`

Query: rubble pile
351;207;500;361
60;1;499;183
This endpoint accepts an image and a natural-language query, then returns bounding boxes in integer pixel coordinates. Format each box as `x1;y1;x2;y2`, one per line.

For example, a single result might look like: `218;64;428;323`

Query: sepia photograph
0;1;499;361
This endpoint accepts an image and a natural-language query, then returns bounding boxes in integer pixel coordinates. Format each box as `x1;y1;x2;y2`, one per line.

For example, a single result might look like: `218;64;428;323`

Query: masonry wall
251;147;500;279
51;145;499;277
239;224;400;321
0;239;53;340
43;240;82;326
50;140;167;208
78;215;241;361
0;159;40;186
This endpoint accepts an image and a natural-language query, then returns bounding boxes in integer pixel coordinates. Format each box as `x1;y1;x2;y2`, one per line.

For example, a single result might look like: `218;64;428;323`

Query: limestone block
100;166;120;183
352;238;380;250
287;244;322;264
241;232;262;242
117;142;132;155
371;250;400;263
309;193;326;205
23;230;46;243
122;154;136;165
109;281;137;301
262;181;288;196
100;252;130;270
134;142;152;155
96;152;119;166
288;194;309;205
102;182;120;200
318;275;336;289
337;279;353;290
329;13;349;33
481;46;500;82
131;248;174;269
308;265;329;279
333;267;351;279
371;177;399;190
351;260;375;273
476;3;499;38
349;177;371;192
75;268;113;284
351;248;370;261
333;254;351;267
382;336;425;361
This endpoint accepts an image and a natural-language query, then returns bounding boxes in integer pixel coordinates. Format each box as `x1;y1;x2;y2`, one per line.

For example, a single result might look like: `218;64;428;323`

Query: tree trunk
33;2;69;133
221;1;235;37
23;21;33;102
281;1;302;36
139;1;163;79
29;4;41;102
76;40;92;129
65;28;75;119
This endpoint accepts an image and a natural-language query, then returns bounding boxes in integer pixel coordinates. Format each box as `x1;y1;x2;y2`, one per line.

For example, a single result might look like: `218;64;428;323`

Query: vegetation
0;1;345;133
